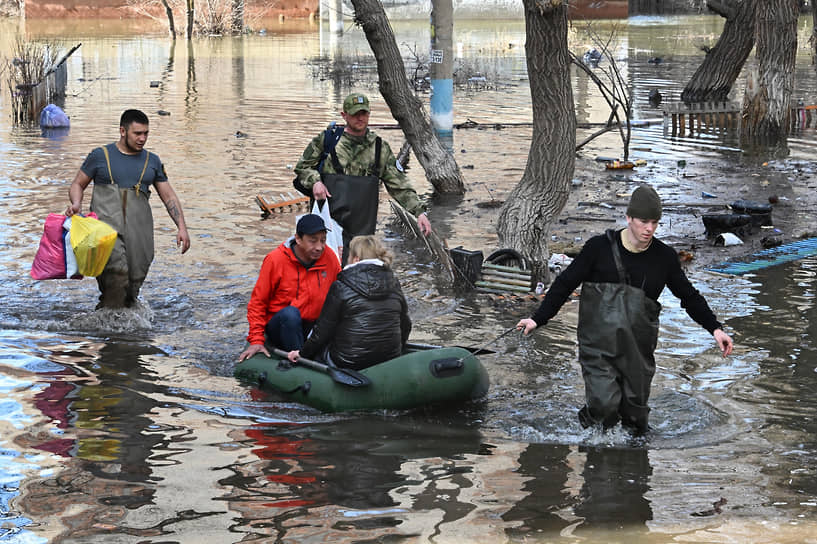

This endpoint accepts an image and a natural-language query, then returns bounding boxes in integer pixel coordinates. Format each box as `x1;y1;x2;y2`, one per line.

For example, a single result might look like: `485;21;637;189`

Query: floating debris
605;160;635;170
691;497;727;517
255;192;309;218
714;232;743;246
708;237;817;275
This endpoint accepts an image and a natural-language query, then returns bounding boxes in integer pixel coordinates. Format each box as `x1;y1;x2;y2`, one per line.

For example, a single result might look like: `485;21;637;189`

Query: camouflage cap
343;93;370;115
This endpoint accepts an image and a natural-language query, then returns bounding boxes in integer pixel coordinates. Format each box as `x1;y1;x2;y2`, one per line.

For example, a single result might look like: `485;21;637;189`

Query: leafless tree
231;0;245;34
571;26;633;159
161;0;177;38
497;0;575;282
128;0;249;36
186;0;194;39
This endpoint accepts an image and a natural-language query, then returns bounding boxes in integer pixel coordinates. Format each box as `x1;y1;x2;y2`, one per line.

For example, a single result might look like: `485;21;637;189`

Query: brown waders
576;230;661;434
90;149;154;309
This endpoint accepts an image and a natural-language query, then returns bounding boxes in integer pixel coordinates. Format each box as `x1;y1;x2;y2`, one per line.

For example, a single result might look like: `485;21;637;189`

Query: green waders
321;138;382;265
90;183;154;309
576;230;661;433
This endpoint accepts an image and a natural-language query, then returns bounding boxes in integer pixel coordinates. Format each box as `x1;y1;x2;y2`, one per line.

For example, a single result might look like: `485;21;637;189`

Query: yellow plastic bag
69;215;118;277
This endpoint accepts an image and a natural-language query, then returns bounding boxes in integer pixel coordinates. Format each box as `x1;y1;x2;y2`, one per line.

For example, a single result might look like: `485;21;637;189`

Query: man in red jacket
238;214;341;362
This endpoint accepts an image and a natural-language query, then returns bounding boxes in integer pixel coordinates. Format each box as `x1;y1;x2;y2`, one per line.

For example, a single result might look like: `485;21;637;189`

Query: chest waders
320;138;382;264
89;147;154;308
576;230;661;433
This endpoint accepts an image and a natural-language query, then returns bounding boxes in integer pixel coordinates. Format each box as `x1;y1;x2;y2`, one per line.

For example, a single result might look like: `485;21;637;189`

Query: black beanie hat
626;185;662;220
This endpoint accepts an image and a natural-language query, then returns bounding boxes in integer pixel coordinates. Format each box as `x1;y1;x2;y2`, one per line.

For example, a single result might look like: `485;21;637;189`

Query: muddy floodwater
1;13;817;543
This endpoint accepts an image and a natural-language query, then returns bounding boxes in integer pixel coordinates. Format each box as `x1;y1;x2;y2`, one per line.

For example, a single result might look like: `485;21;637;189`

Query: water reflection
726;260;817;500
500;444;653;540
228;423;657;542
11;337;246;540
502;443;573;537
40;126;71;140
573;447;652;532
186;40;198;113
227;417;489;540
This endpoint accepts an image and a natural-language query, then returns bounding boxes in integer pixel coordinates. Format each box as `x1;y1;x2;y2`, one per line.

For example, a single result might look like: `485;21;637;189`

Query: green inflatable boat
234;346;490;412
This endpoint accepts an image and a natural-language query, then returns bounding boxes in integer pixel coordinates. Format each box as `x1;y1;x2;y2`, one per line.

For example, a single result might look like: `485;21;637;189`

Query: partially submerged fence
662;99;817;136
662;101;739;136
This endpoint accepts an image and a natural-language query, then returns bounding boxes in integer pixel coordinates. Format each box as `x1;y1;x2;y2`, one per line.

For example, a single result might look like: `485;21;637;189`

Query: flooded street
1;13;817;543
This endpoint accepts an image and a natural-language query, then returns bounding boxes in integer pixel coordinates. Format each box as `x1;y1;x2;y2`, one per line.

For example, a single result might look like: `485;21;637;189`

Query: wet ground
1;13;817;544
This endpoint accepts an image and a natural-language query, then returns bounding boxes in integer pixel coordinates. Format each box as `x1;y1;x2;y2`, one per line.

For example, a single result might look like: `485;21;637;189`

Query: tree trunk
741;0;798;142
812;0;817;68
681;0;756;103
186;0;195;40
497;0;575;283
160;0;177;38
231;0;245;35
349;0;465;194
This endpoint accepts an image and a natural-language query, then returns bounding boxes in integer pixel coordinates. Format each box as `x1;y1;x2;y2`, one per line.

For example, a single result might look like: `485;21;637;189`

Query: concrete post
430;0;454;137
322;0;344;34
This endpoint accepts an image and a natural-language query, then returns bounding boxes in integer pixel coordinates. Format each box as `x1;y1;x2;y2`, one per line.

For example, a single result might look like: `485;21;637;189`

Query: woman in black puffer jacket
287;235;411;370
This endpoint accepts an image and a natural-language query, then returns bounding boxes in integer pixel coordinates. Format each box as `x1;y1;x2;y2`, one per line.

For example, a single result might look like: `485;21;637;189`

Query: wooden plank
270;195;309;209
475;280;531;293
255;194;309;218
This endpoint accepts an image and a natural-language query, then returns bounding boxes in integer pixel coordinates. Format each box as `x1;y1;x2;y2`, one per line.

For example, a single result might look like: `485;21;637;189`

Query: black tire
485;248;529;270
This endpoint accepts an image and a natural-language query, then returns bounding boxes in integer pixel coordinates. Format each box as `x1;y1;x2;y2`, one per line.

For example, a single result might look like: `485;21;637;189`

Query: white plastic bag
297;199;343;264
714;232;743;246
548;253;573;275
62;217;80;278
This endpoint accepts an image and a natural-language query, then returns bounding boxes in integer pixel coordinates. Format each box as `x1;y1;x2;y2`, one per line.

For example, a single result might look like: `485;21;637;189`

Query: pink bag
31;212;98;280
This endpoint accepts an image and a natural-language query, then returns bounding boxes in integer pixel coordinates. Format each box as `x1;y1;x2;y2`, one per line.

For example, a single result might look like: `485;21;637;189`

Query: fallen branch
575;124;619;151
389;200;456;283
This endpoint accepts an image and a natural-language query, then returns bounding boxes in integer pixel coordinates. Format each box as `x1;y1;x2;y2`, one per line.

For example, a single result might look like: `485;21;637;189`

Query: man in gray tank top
66;109;191;309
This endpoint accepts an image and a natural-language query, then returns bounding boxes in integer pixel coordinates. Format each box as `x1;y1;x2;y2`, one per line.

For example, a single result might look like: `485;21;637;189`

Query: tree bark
186;0;195;40
681;0;756;103
349;0;465;194
231;0;245;35
812;0;817;68
741;0;798;142
160;0;176;38
497;0;575;282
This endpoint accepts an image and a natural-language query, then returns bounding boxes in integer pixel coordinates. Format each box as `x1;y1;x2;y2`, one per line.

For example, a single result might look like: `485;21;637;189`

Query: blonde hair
348;235;393;267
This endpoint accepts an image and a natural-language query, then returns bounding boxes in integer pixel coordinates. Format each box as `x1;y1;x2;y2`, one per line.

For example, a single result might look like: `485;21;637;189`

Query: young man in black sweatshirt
517;185;733;435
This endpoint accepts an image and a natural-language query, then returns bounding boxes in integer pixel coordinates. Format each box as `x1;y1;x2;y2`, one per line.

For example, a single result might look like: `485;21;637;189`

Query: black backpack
293;122;345;197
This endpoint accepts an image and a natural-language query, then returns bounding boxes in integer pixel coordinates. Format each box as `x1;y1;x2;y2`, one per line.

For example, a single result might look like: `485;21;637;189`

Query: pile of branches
0;0;22;17
126;0;261;36
3;38;61;123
